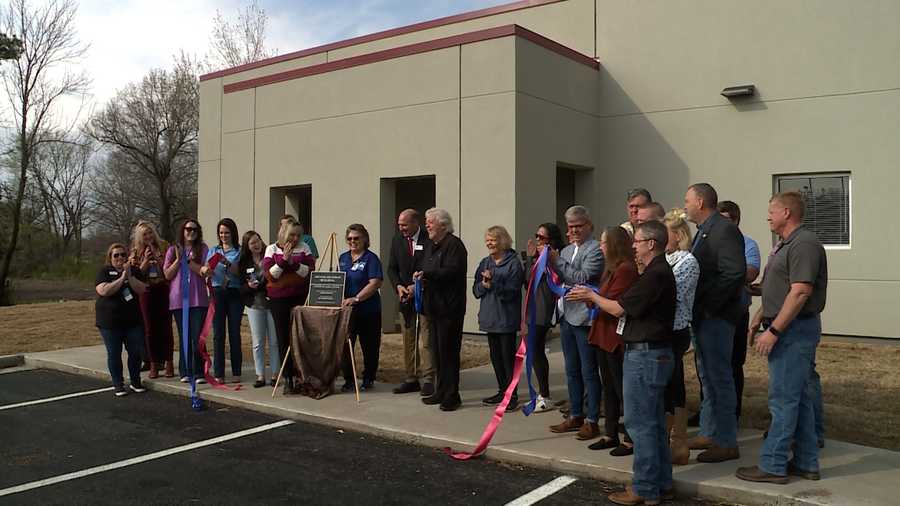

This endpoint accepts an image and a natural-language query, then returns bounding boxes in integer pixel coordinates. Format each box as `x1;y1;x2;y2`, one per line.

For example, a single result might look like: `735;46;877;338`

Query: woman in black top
523;222;564;412
95;243;148;397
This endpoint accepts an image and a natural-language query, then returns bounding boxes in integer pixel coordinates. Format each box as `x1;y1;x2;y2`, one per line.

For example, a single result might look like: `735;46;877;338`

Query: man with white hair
415;208;468;412
548;205;605;441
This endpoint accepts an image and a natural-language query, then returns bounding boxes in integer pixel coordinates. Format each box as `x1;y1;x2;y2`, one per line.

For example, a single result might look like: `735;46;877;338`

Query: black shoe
341;382;355;393
360;381;374;392
422;393;444;405
505;397;519;412
114;385;129;397
610;443;634;457
253;379;266;388
482;392;504;405
687;412;700;427
787;460;821;481
129;383;147;393
393;381;421;394
420;382;435;397
270;379;277;387
440;395;462;411
588;437;620;450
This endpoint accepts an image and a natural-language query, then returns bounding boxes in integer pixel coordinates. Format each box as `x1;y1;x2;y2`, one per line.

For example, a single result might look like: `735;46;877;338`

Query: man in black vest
387;209;435;396
684;183;746;463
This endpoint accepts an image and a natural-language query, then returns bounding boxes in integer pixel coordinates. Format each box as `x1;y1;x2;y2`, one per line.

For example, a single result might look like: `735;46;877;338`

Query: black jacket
387;230;432;313
691;212;747;323
421;233;467;319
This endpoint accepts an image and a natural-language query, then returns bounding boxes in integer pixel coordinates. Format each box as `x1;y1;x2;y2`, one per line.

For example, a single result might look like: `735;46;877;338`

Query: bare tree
206;0;275;70
89;54;199;242
0;0;89;304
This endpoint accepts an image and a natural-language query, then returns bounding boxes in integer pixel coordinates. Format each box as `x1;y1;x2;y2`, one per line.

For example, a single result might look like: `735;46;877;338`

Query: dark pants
664;328;692;413
430;315;465;401
487;332;518;397
212;286;243;378
343;310;382;384
532;325;551;398
597;346;629;441
140;283;173;363
173;307;207;378
99;325;145;388
269;296;303;381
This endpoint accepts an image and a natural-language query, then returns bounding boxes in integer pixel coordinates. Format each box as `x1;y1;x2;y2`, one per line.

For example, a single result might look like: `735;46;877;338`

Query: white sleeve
265;244;284;279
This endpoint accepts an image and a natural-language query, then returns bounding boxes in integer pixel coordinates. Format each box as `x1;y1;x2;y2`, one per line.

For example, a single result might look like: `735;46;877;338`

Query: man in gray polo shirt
736;191;828;484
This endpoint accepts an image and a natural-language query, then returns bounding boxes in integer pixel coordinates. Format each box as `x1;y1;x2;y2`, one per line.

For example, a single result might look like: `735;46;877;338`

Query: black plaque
307;271;346;307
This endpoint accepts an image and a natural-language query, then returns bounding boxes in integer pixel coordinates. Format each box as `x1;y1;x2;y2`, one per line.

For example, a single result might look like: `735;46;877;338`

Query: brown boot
686;435;714;450
549;416;585;433
148;362;159;379
575;420;600;440
697;445;740;463
670;407;690;465
164;361;175;378
608;486;661;506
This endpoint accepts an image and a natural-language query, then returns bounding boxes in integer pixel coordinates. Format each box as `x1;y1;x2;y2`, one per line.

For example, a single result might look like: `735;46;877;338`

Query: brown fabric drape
290;305;353;399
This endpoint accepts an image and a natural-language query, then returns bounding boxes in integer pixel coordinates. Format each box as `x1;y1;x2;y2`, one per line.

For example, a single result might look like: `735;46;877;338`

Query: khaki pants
399;311;435;383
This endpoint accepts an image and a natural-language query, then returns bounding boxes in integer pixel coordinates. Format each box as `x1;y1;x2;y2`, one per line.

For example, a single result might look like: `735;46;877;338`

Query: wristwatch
768;326;782;338
353;296;360;304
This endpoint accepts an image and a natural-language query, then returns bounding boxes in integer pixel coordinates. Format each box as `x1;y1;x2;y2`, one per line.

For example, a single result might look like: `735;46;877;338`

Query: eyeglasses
633;238;654;243
534;234;549;241
184;227;198;232
112;252;128;258
346;236;362;242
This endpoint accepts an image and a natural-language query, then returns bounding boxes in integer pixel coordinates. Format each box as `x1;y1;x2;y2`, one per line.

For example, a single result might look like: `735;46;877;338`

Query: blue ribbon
180;250;201;410
521;249;601;416
413;277;424;314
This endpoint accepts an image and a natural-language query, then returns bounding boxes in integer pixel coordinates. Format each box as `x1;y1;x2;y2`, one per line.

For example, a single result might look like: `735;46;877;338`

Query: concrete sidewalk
23;344;898;506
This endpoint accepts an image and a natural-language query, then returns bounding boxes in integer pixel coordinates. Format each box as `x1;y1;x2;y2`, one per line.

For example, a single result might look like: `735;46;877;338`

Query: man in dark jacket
684;183;746;463
415;208;468;412
387;209;435;396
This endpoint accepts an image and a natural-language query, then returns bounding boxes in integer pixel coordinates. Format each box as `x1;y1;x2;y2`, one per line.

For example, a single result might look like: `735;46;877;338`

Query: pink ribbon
199;253;241;391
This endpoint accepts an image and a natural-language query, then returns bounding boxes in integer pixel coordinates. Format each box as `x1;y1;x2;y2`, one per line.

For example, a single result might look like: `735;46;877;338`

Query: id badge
123;287;134;302
149;265;159;278
616;315;626;335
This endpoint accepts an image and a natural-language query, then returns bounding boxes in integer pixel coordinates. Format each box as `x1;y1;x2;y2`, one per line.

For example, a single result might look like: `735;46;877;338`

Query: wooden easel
271;232;361;402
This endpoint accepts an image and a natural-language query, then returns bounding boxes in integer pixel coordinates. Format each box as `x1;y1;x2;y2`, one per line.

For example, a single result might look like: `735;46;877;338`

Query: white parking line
0;387;114;411
0;419;295;497
505;475;578;506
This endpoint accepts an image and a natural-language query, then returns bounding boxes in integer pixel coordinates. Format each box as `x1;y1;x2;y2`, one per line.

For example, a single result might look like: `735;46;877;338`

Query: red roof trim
200;0;567;81
223;25;598;94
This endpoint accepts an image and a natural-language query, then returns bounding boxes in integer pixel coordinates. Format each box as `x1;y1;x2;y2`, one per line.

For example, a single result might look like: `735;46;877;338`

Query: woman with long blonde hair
130;221;173;378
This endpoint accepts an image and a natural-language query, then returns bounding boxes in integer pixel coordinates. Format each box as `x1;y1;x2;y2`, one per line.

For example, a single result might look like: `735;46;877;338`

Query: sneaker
114;385;129;397
532;395;553;413
129;383;147;393
196;378;207;384
179;377;189;383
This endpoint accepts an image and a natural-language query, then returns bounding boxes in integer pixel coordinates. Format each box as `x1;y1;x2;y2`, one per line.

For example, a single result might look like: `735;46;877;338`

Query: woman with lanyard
663;208;700;465
339;224;384;392
263;219;316;395
164;219;210;384
130;221;174;379
523;222;565;412
237;230;279;388
95;243;148;397
201;218;243;384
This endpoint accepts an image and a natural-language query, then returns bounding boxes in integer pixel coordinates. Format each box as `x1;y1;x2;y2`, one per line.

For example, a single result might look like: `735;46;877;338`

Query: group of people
95;182;828;505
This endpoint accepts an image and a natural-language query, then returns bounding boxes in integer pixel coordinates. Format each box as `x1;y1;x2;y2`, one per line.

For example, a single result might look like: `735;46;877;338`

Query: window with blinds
775;173;851;246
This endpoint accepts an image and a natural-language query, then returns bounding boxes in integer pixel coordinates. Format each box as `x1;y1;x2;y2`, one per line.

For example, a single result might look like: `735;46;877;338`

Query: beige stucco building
199;0;900;339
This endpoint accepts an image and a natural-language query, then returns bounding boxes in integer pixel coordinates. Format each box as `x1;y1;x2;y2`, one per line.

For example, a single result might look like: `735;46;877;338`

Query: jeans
342;310;382;384
559;320;601;423
99;325;145;388
695;318;738;447
623;346;674;500
247;307;279;378
759;316;821;475
212;287;243;378
809;362;825;443
174;307;208;378
487;332;518;397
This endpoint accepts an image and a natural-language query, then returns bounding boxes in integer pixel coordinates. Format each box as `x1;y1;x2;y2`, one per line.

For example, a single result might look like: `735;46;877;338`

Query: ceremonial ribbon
413;277;424;314
198;252;241;392
446;247;600;460
180;249;201;410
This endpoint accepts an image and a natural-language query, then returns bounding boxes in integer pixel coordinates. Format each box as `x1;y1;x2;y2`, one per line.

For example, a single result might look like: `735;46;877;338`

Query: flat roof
223;24;599;94
200;0;566;81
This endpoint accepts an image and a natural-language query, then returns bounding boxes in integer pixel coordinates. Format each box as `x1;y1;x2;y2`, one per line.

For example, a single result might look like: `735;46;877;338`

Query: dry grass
2;300;898;451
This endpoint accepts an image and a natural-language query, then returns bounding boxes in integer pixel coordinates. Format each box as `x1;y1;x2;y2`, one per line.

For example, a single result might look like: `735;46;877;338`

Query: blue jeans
99;325;145;388
212;287;243;378
808;362;825;443
559;320;601;422
174;307;208;378
695;318;738;447
247;307;279;378
759;316;821;475
624;346;674;500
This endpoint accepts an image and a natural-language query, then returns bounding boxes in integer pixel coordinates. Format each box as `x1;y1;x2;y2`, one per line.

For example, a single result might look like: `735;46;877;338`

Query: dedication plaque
307;271;346;307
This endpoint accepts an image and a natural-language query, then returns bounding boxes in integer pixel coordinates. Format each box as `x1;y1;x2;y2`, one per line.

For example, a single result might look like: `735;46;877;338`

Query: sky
49;0;504;124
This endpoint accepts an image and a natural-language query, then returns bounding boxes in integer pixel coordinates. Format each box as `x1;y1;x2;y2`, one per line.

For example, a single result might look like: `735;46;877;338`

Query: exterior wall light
721;84;756;98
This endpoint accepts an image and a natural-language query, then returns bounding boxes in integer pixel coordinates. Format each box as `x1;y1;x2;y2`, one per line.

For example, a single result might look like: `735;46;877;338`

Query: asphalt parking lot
0;369;711;505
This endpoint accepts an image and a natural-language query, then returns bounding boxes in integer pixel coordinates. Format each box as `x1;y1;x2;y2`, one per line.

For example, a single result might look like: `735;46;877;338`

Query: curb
24;354;810;506
0;354;24;369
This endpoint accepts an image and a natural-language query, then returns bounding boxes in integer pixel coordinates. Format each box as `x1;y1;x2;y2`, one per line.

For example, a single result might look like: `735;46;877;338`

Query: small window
775;173;850;247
